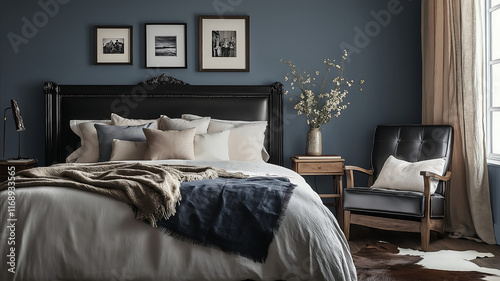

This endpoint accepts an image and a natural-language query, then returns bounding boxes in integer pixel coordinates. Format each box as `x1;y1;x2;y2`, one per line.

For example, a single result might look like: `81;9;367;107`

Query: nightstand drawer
295;161;343;175
0;159;38;181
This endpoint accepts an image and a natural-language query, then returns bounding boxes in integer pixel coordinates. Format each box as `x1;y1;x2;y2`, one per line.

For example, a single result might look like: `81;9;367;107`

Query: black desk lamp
3;99;26;160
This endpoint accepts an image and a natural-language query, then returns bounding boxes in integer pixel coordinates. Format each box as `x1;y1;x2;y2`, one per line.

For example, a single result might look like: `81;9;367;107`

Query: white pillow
67;120;111;163
181;114;267;133
227;124;266;162
181;114;269;162
160;115;210;134
110;139;148;161
371;155;447;194
194;130;230;161
206;121;235;133
110;113;159;129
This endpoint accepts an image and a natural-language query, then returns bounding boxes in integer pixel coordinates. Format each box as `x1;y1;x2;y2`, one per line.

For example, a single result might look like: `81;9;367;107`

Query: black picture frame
145;23;187;68
199;16;249;72
95;25;133;65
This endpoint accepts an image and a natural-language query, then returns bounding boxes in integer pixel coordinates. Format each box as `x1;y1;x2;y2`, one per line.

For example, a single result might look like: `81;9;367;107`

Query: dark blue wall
1;1;421;165
4;0;498;244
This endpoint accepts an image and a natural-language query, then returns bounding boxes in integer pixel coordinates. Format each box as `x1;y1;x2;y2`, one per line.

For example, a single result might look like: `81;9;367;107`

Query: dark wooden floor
347;225;500;270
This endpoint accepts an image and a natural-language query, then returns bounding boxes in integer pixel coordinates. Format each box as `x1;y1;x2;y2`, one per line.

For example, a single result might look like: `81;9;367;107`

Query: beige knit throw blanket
0;162;247;226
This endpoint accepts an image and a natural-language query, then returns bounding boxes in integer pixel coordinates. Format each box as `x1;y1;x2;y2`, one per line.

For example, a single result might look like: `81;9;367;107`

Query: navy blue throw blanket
156;176;295;263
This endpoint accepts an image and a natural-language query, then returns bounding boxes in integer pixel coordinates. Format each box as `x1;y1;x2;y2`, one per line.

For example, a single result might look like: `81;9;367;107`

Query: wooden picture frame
95;26;133;65
146;23;187;68
199;16;249;72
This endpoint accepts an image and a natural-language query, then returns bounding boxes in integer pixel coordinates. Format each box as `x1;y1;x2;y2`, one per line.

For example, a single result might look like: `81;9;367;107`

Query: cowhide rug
352;242;500;281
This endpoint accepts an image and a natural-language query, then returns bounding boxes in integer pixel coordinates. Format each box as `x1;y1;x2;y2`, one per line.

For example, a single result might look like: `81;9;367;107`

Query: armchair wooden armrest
420;170;452;203
344;165;374;188
420;171;452;182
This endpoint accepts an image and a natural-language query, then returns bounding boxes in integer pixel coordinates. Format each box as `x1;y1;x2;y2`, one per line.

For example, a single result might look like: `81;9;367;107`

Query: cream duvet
0;160;356;281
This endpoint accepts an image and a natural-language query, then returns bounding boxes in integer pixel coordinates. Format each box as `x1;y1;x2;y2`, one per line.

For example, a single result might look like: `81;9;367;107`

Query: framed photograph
199;16;249;72
95;26;133;65
146;23;187;68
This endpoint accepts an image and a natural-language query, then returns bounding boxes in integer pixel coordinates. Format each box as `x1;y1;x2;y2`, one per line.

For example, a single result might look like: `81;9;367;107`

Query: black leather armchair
343;125;453;251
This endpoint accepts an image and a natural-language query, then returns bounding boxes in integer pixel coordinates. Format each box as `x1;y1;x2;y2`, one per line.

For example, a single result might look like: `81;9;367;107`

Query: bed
0;76;356;281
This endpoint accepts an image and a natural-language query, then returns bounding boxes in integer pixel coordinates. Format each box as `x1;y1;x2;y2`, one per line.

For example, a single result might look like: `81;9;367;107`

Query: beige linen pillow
143;128;196;160
67;120;110;162
194;130;230;161
66;149;82;163
75;121;110;163
70;119;111;139
110;113;159;129
110;139;148;161
371;155;447;194
160;115;210;134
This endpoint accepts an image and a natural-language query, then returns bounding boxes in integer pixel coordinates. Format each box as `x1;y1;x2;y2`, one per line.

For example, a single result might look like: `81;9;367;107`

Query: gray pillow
94;123;154;162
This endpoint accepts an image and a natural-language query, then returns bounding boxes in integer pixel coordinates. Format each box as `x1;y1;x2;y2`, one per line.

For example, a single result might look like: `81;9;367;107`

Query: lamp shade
10;99;25;132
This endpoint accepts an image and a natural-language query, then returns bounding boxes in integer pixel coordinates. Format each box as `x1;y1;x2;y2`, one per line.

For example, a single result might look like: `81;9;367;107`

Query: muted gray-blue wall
1;0;422;165
2;0;498;245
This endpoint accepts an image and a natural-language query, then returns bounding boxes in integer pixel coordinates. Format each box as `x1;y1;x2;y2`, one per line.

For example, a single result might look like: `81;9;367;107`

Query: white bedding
0;160;356;281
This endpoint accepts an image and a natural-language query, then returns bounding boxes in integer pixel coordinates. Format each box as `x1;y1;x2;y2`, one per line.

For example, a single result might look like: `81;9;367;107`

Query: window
486;0;500;164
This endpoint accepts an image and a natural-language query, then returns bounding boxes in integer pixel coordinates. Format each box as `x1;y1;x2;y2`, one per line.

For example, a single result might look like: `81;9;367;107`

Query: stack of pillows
67;113;269;163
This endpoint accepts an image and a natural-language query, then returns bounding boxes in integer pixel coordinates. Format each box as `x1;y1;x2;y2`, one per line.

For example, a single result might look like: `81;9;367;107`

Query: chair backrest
371;125;454;195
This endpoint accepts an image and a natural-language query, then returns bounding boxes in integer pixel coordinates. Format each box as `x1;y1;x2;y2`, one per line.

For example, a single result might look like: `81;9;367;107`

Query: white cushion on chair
371;155;446;194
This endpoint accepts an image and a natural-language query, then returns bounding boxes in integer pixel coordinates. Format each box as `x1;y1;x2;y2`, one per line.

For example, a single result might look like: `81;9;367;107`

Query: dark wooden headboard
44;78;284;166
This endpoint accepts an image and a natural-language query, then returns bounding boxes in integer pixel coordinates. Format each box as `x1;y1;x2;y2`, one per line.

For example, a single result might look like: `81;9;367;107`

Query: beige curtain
421;0;496;244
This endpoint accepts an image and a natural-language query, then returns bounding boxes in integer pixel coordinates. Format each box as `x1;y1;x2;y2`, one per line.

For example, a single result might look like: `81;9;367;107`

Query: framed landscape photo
146;23;187;68
199;16;249;72
95;26;133;65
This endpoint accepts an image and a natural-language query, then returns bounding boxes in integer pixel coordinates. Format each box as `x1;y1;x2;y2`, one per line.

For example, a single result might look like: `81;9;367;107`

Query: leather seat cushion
343;187;445;218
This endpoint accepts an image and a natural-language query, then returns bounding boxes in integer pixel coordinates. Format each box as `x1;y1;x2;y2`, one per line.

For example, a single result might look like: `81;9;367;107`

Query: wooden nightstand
290;155;345;227
0;159;38;182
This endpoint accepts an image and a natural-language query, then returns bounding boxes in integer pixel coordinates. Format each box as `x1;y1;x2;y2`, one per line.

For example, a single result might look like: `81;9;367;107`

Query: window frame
486;0;500;165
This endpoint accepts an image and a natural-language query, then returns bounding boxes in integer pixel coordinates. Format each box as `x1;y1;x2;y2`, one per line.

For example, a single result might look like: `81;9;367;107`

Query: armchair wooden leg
421;175;432;252
438;220;445;238
421;217;430;252
343;210;351;240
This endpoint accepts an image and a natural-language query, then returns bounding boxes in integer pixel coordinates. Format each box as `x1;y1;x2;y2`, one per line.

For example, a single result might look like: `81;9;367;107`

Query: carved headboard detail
138;73;189;86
